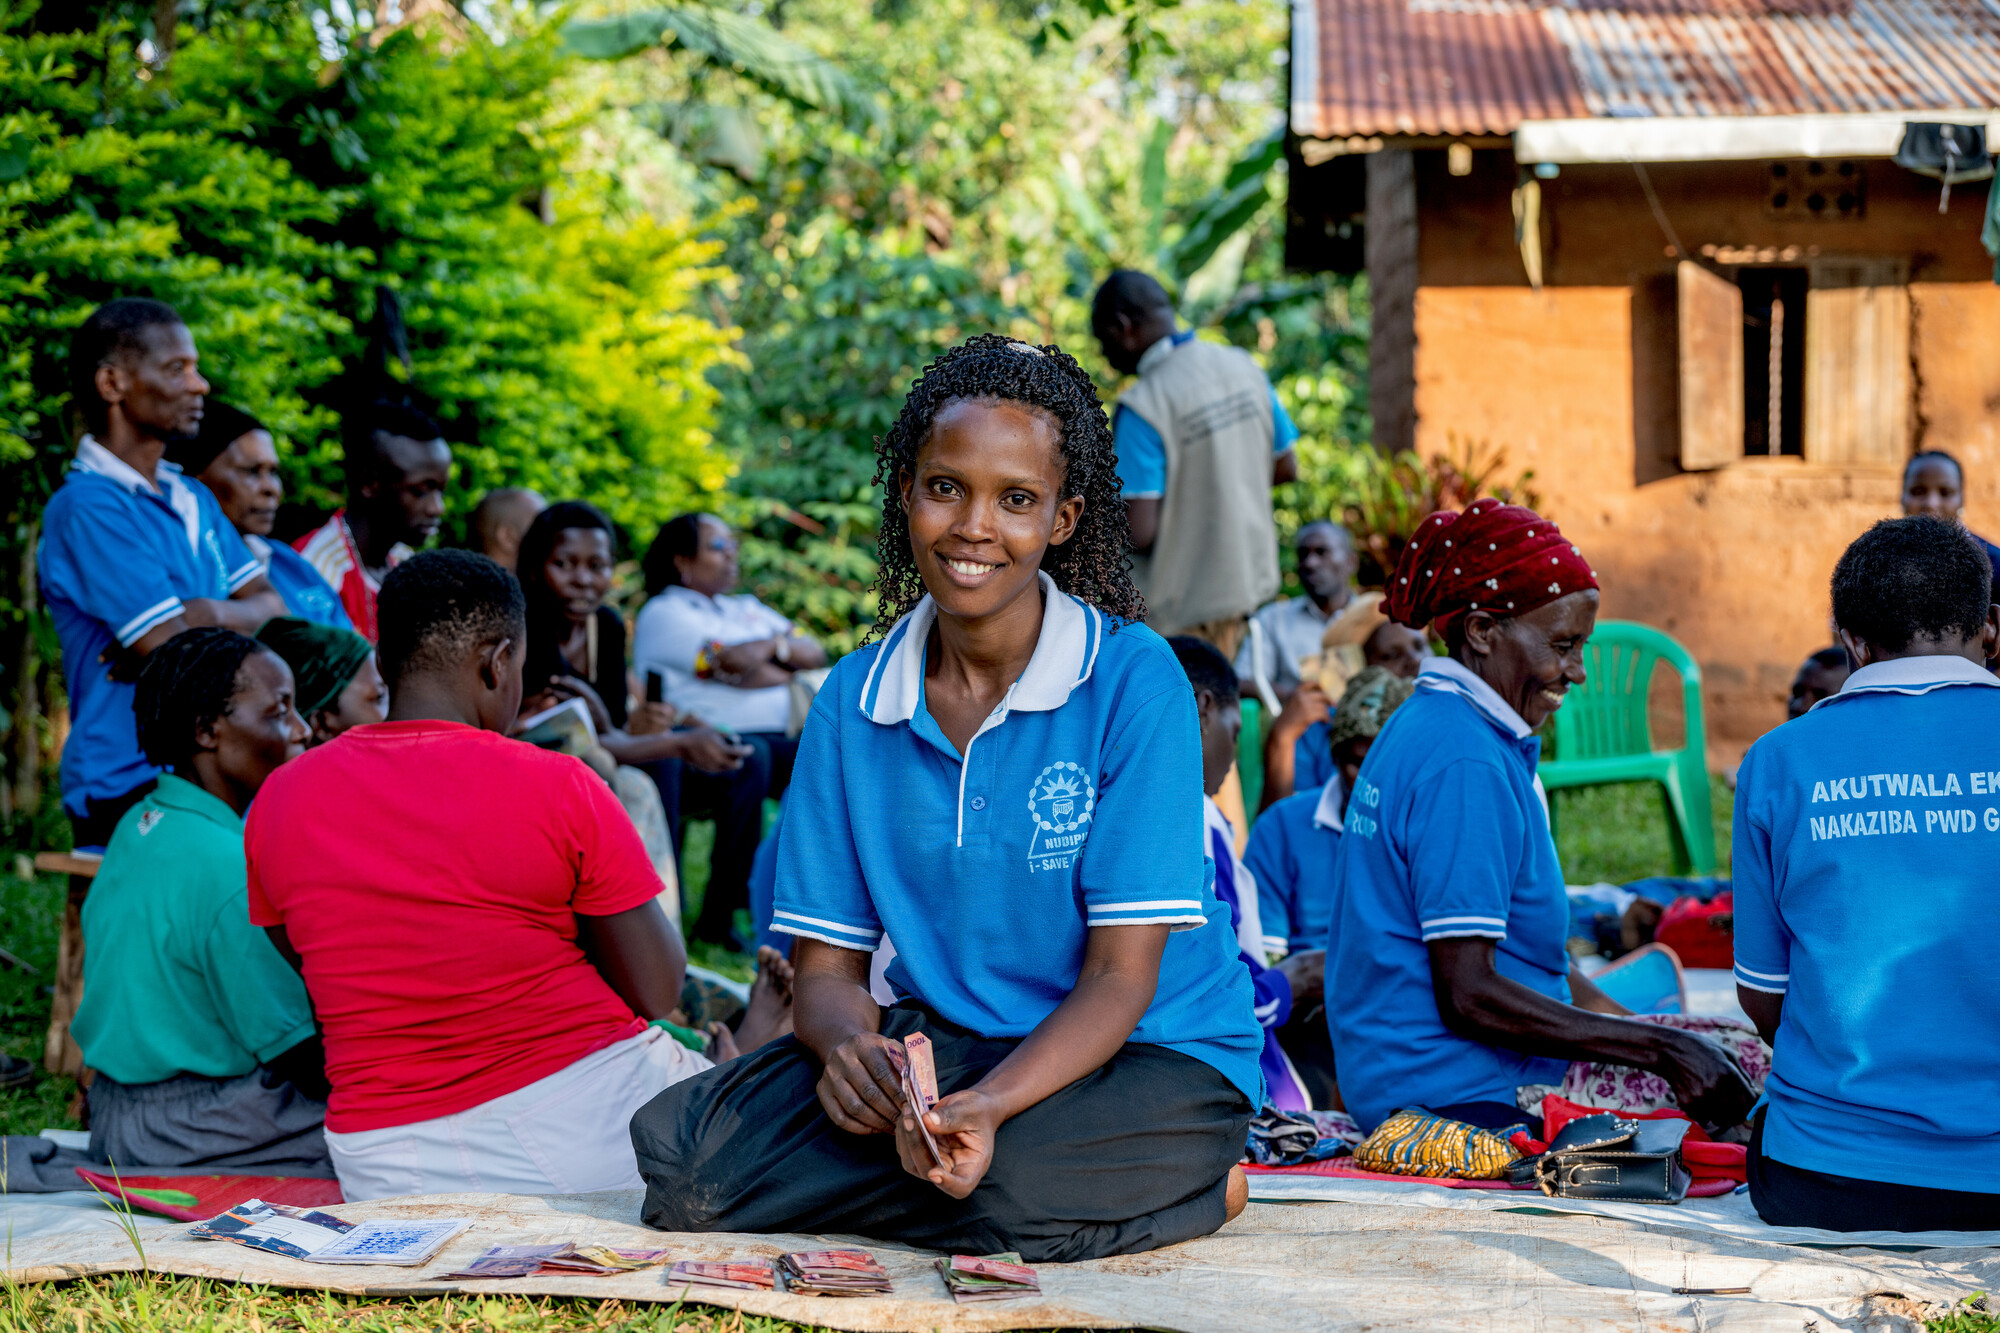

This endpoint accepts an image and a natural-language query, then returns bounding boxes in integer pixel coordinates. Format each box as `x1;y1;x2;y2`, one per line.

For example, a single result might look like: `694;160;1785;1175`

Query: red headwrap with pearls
1384;499;1598;642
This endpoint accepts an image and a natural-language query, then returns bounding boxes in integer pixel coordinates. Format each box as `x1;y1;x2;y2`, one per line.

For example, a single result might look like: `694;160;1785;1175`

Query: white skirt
325;1026;711;1201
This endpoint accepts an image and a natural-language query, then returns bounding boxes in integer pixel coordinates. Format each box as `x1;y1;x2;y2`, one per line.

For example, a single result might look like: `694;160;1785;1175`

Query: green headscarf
1328;665;1415;751
257;617;375;718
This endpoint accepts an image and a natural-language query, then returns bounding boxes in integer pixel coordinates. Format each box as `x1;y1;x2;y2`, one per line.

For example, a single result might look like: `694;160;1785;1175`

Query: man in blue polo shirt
39;299;285;846
1735;515;2000;1231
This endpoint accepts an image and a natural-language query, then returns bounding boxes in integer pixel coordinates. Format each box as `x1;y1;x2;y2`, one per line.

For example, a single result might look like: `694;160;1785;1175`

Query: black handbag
1505;1113;1693;1204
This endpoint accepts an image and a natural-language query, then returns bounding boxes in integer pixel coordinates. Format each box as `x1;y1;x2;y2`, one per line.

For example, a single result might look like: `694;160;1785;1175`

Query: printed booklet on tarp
189;1199;468;1266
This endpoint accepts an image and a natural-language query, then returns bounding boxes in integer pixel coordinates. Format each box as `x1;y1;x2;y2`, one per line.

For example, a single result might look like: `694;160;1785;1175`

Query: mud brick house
1287;0;2000;756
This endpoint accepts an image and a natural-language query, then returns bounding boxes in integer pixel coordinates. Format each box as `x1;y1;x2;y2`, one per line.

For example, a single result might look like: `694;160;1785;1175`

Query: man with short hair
1093;270;1298;661
468;486;546;574
1236;520;1359;703
293;399;450;641
37;298;287;1082
39;299;286;846
1734;516;2000;1230
245;549;788;1200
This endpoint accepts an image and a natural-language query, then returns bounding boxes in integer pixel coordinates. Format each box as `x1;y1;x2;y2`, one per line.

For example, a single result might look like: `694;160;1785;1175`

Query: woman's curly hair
868;334;1142;638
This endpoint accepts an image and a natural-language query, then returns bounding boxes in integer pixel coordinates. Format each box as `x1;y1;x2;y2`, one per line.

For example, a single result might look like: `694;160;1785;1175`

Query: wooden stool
36;851;100;1079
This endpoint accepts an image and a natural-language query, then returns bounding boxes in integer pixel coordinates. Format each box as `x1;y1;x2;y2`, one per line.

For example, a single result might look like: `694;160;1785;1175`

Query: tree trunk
151;0;176;65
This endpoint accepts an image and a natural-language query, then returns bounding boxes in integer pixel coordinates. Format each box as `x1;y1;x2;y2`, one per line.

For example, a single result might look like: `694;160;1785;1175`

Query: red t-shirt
245;721;661;1133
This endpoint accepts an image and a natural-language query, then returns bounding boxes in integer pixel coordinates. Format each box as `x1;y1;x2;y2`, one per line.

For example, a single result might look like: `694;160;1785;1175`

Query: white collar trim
858;572;1105;725
1814;653;2000;710
1312;774;1345;832
74;434;183;497
1416;656;1534;739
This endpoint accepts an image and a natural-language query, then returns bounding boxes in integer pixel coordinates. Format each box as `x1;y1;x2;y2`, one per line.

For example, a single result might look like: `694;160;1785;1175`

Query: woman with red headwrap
1323;500;1754;1135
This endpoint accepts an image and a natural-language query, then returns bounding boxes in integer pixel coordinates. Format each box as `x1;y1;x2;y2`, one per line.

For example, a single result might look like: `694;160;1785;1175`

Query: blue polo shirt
772;574;1264;1106
1326;657;1570;1131
1293;721;1335;794
1733;654;2000;1193
38;438;261;818
1243;780;1343;959
250;535;353;631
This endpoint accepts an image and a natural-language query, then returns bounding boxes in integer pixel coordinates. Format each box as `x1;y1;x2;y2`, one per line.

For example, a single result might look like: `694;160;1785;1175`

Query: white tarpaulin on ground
1245;1172;2000;1251
7;1188;2000;1332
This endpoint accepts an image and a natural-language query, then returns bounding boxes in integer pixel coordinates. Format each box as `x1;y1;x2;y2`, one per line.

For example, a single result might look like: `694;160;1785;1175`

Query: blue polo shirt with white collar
1243;778;1344;959
38;437;261;817
771;574;1264;1106
1325;656;1570;1131
1734;653;2000;1193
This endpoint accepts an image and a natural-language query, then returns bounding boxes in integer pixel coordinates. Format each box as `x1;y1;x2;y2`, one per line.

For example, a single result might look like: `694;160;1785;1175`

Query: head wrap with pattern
1384;498;1597;643
1328;665;1416;751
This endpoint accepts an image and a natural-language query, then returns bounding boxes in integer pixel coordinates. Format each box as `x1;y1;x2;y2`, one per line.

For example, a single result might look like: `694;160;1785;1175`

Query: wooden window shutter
1677;261;1744;471
1803;259;1911;467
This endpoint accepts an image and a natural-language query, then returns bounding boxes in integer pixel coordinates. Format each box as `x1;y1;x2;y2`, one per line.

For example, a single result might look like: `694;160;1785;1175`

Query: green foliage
563;6;871;120
0;4;739;542
579;0;1365;632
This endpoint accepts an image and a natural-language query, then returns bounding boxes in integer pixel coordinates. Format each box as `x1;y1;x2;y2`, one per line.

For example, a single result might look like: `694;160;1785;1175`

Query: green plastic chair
1538;621;1717;875
1237;698;1266;816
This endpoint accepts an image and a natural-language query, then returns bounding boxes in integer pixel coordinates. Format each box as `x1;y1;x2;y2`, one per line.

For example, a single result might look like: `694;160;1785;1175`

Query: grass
0;1274;826;1332
0;777;1781;1329
1551;774;1734;886
0;869;79;1139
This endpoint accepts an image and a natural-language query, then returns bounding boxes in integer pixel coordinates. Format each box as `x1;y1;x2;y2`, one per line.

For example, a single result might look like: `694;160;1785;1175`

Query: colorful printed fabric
1352;1108;1523;1180
1384;499;1597;641
1559;1013;1770;1114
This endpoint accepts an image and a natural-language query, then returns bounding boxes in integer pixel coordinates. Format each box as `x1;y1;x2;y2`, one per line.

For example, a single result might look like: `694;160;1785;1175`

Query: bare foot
1223;1164;1248;1223
730;946;796;1053
707;1021;741;1062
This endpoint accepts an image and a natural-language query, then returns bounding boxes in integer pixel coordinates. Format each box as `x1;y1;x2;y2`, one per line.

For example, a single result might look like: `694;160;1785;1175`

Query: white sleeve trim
116;595;187;646
1087;913;1208;927
1733;964;1789;994
1090;898;1207;912
1421;915;1508;929
225;559;262;593
770;910;882;948
1261;935;1290;960
770;922;883;953
1422;927;1508;941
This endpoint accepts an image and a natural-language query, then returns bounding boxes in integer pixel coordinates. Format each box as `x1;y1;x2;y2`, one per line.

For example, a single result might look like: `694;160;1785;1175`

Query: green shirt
73;774;316;1085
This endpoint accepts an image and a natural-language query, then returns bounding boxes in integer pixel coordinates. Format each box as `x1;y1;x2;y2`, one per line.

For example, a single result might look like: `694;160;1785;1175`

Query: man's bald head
470;487;547;573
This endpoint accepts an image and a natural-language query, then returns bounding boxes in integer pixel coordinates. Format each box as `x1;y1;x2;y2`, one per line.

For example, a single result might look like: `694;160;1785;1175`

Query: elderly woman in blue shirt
1325;500;1753;1135
632;336;1261;1262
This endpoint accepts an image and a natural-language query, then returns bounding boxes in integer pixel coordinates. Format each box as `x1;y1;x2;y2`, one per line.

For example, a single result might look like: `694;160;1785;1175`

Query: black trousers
630;1003;1253;1262
1748;1107;2000;1232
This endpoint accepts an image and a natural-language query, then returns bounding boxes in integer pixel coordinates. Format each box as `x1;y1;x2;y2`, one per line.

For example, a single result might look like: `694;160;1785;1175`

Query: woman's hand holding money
816;1031;907;1134
899;1089;1000;1197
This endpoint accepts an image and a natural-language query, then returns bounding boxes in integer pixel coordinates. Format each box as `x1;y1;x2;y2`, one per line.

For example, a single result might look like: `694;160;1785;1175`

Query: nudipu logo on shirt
1026;761;1095;873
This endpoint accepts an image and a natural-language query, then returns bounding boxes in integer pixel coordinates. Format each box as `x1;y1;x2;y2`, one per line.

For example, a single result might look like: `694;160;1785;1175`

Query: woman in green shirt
71;627;328;1175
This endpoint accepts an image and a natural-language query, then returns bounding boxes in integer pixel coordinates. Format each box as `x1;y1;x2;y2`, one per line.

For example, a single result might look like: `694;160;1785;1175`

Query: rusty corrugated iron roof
1291;0;2000;139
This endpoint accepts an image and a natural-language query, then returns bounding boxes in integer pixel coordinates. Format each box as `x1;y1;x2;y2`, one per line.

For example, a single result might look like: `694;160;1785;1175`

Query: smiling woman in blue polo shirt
1735;517;2000;1231
1325;500;1754;1136
633;335;1261;1262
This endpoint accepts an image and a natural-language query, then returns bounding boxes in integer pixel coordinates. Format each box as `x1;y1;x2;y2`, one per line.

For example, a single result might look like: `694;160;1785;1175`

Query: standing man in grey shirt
1093;271;1298;662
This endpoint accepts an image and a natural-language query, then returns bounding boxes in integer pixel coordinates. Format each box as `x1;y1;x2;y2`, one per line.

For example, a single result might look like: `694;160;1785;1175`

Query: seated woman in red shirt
246;549;788;1200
